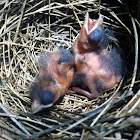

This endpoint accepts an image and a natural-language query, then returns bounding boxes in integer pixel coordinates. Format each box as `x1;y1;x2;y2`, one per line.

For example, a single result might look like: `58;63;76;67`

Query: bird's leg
72;78;99;99
72;87;98;99
84;78;99;98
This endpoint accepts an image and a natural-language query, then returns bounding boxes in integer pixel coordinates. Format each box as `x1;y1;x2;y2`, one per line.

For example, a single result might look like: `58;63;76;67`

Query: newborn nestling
30;49;74;114
71;13;124;99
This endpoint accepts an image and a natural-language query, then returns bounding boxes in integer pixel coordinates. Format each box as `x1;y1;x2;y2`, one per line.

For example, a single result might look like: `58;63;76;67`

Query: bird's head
31;90;54;114
77;13;104;51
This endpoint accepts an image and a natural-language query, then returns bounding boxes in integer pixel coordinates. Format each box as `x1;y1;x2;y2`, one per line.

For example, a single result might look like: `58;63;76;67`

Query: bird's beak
83;12;103;35
31;99;53;114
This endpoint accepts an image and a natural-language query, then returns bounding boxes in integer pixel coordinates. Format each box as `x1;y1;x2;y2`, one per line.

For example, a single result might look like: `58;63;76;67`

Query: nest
0;0;139;139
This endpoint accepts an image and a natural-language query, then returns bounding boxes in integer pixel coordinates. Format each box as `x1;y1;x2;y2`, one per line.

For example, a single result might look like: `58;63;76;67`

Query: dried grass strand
0;102;31;136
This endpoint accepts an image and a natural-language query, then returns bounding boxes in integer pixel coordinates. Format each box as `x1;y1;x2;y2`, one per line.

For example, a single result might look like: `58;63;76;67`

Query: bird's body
30;49;74;113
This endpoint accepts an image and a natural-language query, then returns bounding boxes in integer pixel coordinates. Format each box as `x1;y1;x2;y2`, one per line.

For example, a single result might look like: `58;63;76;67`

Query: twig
0;123;26;137
116;17;139;117
0;102;31;136
129;17;139;91
13;0;27;42
24;120;73;139
25;0;97;16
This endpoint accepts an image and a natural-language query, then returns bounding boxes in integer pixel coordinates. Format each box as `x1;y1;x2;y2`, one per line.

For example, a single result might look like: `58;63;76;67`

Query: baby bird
30;49;74;114
71;13;124;99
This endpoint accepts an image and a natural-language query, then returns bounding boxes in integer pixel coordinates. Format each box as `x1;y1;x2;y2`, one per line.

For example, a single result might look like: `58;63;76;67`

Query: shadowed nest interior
0;0;139;139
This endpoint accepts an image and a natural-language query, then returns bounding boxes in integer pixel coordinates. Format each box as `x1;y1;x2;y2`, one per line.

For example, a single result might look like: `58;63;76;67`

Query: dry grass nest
0;0;140;139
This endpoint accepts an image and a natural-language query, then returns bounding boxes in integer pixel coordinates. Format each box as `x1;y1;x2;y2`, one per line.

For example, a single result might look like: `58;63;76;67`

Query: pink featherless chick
30;49;74;114
71;13;124;99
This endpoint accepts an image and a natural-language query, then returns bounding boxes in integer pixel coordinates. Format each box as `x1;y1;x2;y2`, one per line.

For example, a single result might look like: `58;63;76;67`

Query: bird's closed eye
40;91;54;105
88;27;104;45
